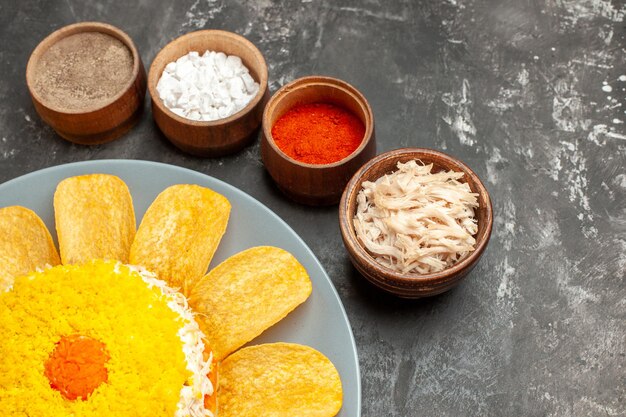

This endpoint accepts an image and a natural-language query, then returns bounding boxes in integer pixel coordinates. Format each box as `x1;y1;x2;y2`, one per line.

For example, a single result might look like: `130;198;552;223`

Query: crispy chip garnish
130;184;230;294
219;343;343;417
189;246;312;361
0;206;60;291
54;174;135;265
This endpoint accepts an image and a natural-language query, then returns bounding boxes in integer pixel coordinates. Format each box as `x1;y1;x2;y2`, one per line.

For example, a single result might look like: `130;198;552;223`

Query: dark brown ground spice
33;32;133;111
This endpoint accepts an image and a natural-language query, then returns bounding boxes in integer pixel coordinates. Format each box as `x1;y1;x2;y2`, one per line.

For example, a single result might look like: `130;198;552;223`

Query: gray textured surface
1;0;625;416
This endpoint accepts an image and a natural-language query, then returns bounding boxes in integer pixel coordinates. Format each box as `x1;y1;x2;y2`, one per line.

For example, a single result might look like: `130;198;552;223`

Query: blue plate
0;159;360;417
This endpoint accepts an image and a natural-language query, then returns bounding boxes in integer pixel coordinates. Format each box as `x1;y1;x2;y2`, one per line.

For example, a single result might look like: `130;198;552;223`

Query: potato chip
219;343;343;417
189;246;312;361
130;184;230;294
54;174;135;265
0;206;60;291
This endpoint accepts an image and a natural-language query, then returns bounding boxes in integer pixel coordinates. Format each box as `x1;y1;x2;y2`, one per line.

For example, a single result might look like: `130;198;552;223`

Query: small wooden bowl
148;30;269;157
261;76;376;206
26;22;146;145
339;148;493;298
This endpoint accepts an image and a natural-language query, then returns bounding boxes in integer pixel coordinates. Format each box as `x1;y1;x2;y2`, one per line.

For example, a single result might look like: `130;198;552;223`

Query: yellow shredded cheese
353;160;479;274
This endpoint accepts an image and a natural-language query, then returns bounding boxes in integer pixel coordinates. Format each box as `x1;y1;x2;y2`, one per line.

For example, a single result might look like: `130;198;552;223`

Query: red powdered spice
271;102;365;165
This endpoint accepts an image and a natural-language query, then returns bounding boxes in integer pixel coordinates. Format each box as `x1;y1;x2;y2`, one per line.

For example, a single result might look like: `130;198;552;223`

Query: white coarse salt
156;50;260;122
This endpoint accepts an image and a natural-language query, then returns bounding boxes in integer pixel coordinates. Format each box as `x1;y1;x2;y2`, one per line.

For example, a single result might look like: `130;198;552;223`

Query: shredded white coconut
353;160;479;274
126;265;214;417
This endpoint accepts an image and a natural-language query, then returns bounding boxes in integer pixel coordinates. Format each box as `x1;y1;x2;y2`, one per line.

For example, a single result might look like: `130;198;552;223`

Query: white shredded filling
353;160;479;274
125;265;214;417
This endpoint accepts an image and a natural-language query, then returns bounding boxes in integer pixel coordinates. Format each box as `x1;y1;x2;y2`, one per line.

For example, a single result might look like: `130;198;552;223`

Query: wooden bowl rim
25;21;142;115
339;147;493;286
147;29;268;127
262;75;374;169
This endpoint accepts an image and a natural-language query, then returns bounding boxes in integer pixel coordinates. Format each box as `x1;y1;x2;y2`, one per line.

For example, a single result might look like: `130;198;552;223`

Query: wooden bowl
339;148;493;298
261;76;376;206
26;22;146;145
148;30;269;157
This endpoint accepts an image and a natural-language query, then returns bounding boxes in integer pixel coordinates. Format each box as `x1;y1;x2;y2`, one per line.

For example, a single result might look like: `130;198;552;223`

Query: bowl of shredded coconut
339;148;493;298
148;30;269;156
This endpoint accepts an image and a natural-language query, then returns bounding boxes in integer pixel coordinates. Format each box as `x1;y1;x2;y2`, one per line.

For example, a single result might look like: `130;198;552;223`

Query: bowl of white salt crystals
148;30;269;156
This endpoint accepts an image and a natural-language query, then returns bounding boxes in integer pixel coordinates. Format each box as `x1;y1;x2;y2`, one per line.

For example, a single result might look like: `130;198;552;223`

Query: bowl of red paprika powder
261;76;376;205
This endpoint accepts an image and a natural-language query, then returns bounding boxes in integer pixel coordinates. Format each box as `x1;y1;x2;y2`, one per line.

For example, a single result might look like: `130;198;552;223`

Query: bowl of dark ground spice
26;22;146;145
261;76;376;206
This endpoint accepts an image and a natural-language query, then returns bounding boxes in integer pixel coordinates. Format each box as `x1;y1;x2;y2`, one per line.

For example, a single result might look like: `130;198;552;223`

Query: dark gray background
1;0;625;416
